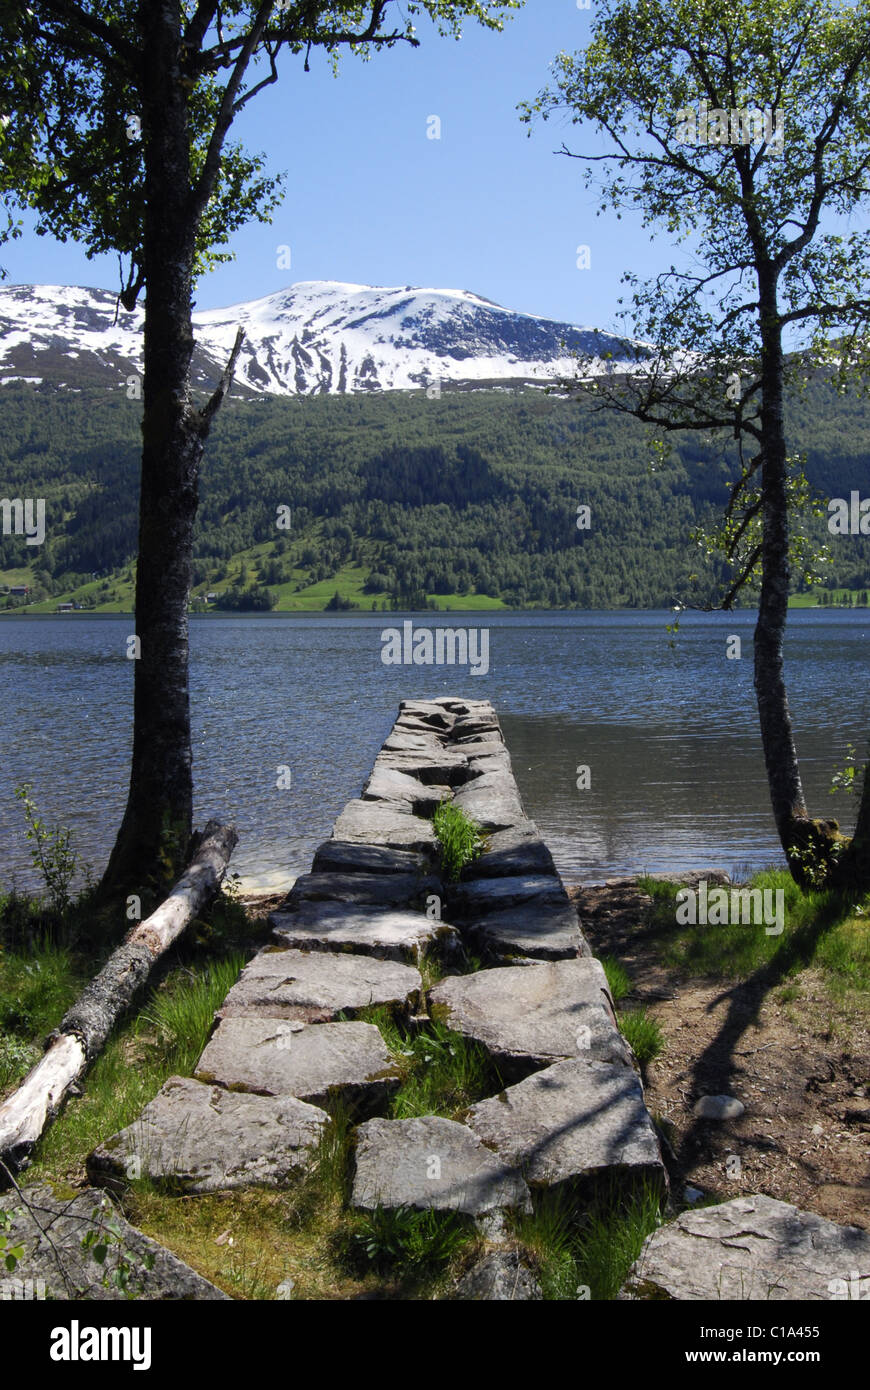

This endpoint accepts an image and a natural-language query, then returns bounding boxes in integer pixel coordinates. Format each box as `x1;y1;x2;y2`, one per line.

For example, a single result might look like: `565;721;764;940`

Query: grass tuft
512;1179;665;1300
432;803;485;881
601;956;633;1003
617;1007;665;1067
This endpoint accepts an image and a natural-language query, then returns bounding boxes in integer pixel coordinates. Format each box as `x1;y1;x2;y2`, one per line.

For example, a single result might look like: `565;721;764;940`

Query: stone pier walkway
89;698;667;1285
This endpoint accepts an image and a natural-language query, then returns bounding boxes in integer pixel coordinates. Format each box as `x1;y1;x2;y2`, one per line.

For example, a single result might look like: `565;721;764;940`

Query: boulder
0;1185;228;1299
620;1194;870;1301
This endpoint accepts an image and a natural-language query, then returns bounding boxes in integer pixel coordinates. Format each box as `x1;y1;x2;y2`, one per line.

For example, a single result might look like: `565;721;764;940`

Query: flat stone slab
397;699;456;726
470;901;586;960
271;902;459;964
453;782;525;830
467;750;513;777
363;765;450;807
430;959;633;1074
374;748;469;782
0;1186;228;1300
452;715;503;739
620;1194;870;1301
88;1075;327;1193
450;874;568;915
195;1017;400;1111
286;871;439;910
468;1059;666;1191
219;947;422;1021
383;731;449;754
465;825;556;879
331;800;438;852
352;1116;531;1216
311;840;432;876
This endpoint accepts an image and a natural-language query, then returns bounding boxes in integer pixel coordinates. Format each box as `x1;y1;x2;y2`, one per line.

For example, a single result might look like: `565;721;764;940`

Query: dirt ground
567;880;870;1231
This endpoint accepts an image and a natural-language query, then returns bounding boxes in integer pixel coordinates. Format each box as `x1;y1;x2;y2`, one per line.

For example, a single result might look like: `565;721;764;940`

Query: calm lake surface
1;610;867;893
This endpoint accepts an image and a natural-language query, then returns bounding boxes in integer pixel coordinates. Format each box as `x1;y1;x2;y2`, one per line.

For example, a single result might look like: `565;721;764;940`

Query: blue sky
6;0;654;334
6;1;865;341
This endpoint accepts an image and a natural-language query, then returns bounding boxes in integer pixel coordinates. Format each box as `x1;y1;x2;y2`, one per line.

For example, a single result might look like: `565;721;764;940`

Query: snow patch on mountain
0;280;637;395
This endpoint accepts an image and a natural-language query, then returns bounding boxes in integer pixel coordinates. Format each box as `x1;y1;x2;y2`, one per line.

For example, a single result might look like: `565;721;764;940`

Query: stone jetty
89;697;668;1291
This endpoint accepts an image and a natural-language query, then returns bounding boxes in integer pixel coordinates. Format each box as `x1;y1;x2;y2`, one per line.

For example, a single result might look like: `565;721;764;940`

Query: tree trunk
101;1;206;899
753;280;811;879
0;820;237;1176
753;278;843;886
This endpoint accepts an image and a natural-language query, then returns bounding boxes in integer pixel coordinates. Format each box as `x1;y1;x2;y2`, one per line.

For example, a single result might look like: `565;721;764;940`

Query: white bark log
0;819;237;1173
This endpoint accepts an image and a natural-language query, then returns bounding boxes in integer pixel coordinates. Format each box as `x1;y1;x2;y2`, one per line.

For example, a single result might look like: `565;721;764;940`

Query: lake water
1;610;867;894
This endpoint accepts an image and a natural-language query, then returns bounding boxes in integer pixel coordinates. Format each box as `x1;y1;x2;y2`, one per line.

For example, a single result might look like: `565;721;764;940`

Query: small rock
693;1094;745;1120
683;1186;704;1204
453;1250;542;1301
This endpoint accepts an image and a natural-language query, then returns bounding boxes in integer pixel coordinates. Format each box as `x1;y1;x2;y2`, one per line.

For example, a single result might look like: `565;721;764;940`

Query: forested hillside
1;373;869;611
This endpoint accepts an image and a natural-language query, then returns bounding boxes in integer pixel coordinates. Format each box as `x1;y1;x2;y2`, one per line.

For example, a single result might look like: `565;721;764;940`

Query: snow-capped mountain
0;280;636;395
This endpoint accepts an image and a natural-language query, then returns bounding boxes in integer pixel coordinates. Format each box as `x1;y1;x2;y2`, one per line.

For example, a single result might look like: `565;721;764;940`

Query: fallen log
0;819;238;1175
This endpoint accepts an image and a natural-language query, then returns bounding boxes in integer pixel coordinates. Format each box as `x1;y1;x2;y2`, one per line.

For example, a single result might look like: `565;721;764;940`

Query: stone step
383;731;449;754
286;870;441;911
311;840;433;876
331;800;438;852
195;1018;401;1115
270;902;459;965
352;1115;531;1217
449;874;569;916
430;958;634;1079
462;824;556;879
620;1194;870;1301
468;901;588;960
218;947;422;1021
452;781;525;830
88;1075;327;1194
362;765;451;807
373;749;471;784
468;1058;667;1194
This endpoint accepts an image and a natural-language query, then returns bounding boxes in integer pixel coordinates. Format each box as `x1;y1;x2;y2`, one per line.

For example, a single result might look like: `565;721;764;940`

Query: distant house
205;592;221;602
9;585;30;596
55;602;74;612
